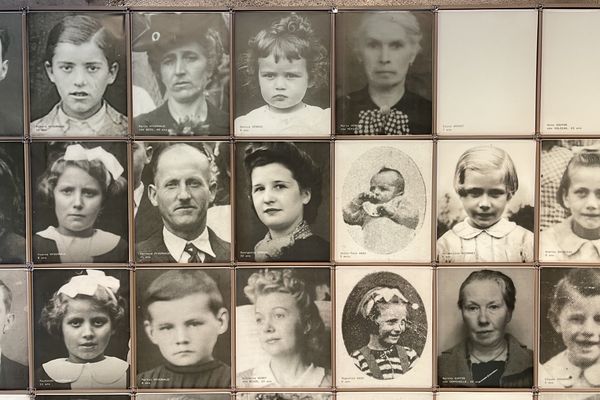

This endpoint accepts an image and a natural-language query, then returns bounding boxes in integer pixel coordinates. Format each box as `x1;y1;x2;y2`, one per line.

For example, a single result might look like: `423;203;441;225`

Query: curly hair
240;12;329;95
548;268;600;329
556;150;600;210
244;269;326;365
36;146;127;206
40;278;126;338
243;142;322;223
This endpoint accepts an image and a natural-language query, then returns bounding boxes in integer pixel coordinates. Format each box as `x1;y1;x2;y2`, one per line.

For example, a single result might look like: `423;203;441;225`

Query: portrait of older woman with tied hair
237;142;330;262
438;269;533;388
237;268;331;388
336;11;432;135
133;12;229;136
32;142;128;264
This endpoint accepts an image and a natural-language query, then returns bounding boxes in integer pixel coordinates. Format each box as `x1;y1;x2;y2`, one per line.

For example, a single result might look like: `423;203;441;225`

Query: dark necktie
184;242;203;263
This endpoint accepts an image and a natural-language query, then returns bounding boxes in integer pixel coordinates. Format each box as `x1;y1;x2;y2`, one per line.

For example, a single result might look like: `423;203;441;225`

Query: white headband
63;144;124;185
58;270;120;303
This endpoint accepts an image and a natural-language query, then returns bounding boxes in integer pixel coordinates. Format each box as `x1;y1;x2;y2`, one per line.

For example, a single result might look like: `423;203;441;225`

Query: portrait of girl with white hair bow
34;269;130;389
32;142;128;264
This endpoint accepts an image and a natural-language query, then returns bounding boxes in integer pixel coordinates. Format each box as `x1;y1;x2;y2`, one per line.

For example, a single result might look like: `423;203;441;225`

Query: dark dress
137;360;231;389
244;235;330;262
0;355;28;389
0;231;25;264
0;108;23;136
336;86;432;135
33;234;128;264
134;101;229;136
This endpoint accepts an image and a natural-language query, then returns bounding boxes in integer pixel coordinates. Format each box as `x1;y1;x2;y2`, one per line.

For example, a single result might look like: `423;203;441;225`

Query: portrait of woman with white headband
32;142;128;264
34;269;129;389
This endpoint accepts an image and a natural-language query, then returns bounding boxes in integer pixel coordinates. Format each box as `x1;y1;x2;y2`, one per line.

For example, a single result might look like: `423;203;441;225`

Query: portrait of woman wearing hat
132;12;230;136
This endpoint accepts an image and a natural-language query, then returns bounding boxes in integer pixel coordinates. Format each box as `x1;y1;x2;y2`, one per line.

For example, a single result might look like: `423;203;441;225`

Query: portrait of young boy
136;269;231;389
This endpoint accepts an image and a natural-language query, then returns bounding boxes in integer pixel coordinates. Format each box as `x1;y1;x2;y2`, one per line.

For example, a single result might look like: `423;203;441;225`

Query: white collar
42;356;128;386
253;361;325;387
56;102;108;134
37;226;120;263
452;217;517;239
553;217;600;257
544;350;600;387
133;183;145;214
162;226;216;262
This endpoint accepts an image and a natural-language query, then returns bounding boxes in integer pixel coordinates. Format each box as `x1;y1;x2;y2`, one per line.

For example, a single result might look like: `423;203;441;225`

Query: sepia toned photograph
235;142;330;262
237;395;331;400
539;268;600;389
33;269;130;390
138;395;230;400
437;394;532;400
28;12;127;137
436;140;535;263
135;141;231;263
335;10;433;135
136;268;231;389
336;267;432;388
540;140;600;262
132;12;230;136
335;140;431;262
236;268;332;388
0;13;23;137
31;141;128;264
0;270;28;390
436;10;537;135
37;397;130;400
0;142;25;264
541;10;600;134
337;394;431;400
234;11;331;137
437;268;534;388
539;394;600;400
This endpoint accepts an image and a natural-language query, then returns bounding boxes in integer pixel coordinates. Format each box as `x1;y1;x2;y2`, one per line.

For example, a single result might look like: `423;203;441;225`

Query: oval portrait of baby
341;146;427;255
341;271;428;380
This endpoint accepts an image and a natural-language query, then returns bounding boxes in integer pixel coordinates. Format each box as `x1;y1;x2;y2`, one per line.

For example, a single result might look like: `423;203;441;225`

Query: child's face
459;169;510;229
563;166;600;232
555;290;600;368
373;302;408;347
62;298;113;364
144;292;228;367
370;171;402;204
45;41;118;120
258;54;309;112
254;291;303;357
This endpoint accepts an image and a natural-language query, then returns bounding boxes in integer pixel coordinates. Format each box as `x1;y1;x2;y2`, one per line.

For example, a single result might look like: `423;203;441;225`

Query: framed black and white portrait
437;394;532;400
539;139;600;263
235;141;330;263
335;10;433;136
134;141;231;264
235;267;332;389
437;267;534;388
237;395;332;400
336;394;432;400
36;396;130;400
539;268;600;389
0;142;25;264
334;140;432;262
28;11;127;137
132;12;230;137
31;141;128;264
336;267;432;388
0;269;29;390
436;140;536;263
436;9;537;135
234;11;331;137
137;394;230;400
136;268;231;389
33;268;130;390
0;13;24;137
539;394;600;400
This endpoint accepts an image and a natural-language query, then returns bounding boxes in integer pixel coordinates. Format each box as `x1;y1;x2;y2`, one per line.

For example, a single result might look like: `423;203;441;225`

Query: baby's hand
377;203;394;217
358;191;378;203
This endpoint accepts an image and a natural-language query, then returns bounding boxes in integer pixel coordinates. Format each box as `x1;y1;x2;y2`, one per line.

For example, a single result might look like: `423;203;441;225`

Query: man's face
144;293;228;366
132;141;153;187
0;40;8;82
159;41;211;104
45;41;118;120
0;290;14;340
148;145;215;239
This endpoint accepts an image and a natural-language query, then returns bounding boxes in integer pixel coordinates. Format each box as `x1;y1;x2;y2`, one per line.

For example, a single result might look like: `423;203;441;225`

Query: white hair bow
58;270;120;302
356;286;415;318
63;144;124;184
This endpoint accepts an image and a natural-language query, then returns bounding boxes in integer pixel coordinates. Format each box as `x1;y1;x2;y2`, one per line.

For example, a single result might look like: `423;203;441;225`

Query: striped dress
351;345;419;380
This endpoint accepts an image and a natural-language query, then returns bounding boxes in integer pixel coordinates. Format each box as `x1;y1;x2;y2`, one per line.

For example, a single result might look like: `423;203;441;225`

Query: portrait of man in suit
0;279;28;389
136;143;230;263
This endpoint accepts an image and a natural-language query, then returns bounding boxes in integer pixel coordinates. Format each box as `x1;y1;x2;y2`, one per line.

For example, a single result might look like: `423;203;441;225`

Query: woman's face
460;279;512;350
250;162;311;237
159;41;211;104
254;292;303;357
357;18;418;90
62;297;113;363
53;165;103;236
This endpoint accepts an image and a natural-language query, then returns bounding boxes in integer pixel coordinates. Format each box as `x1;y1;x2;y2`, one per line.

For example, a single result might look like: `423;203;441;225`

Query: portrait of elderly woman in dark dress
438;269;533;388
0;144;25;263
237;142;329;262
336;11;432;135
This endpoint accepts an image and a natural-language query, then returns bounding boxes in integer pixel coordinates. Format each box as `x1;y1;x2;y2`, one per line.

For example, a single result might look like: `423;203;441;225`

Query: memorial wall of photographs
1;5;600;400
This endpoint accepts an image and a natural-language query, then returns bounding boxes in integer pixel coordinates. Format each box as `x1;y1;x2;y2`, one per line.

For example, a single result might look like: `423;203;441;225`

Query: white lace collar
42;356;128;389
